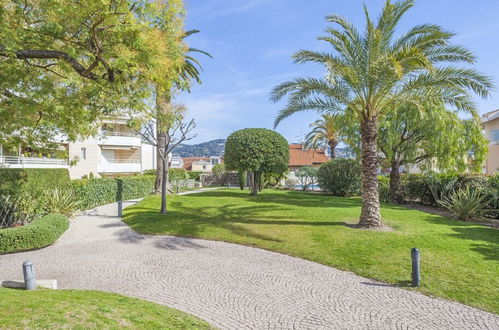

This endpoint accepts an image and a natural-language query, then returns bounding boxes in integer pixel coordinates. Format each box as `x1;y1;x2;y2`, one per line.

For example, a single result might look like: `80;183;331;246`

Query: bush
169;168;189;184
142;169;156;176
187;171;203;181
43;188;81;217
317;159;361;196
0;214;69;254
0;168;71;220
72;175;155;210
438;186;492;221
378;176;390;202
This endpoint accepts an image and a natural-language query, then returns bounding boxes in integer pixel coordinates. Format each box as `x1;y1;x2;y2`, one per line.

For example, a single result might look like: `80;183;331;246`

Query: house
288;144;329;172
0;117;156;179
482;109;499;174
170;156;184;169
182;156;223;172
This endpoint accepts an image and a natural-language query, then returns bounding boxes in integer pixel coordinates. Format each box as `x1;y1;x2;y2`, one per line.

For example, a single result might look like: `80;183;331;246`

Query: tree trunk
160;156;169;214
328;139;338;159
154;89;171;194
389;159;403;204
249;172;259;196
358;117;383;228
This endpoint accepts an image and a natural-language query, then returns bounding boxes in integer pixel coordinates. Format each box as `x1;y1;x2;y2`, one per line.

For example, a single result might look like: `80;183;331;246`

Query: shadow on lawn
417;214;499;262
123;198;353;246
182;190;362;209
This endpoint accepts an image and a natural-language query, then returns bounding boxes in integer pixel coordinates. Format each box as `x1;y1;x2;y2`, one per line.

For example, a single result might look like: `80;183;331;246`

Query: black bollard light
118;200;123;217
411;248;420;287
176;186;180;194
23;261;36;290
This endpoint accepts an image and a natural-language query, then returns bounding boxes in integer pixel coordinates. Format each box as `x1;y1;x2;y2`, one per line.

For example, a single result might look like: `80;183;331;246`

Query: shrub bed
0;214;69;254
390;172;498;219
72;175;155;210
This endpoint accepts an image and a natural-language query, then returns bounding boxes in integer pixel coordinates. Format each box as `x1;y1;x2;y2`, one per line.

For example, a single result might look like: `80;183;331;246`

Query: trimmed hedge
0;168;70;196
0;214;69;254
72;175;155;210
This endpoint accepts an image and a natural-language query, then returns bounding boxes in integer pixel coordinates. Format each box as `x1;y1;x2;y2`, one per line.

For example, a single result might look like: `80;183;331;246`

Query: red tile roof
288;144;329;166
182;157;209;171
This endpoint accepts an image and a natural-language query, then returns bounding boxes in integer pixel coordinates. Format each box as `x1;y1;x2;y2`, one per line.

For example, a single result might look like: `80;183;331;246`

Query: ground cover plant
0;288;212;329
124;189;499;313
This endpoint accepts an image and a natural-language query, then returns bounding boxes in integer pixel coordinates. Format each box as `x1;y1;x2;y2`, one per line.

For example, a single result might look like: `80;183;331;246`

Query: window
81;147;86;160
203;165;207;170
490;129;499;142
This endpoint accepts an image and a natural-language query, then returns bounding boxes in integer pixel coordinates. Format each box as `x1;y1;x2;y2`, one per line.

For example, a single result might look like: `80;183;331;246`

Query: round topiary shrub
317;159;361;196
225;128;289;195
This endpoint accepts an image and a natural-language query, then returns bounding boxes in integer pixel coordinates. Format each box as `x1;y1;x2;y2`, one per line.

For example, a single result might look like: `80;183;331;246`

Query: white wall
141;143;156;171
68;136;100;179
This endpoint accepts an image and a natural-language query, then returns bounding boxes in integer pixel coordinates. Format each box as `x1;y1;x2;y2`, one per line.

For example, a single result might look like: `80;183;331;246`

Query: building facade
482;109;499;174
0;117;156;179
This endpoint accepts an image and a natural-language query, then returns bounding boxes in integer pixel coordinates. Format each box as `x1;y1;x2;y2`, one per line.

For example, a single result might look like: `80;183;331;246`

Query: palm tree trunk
358;117;383;228
389;159;403;204
328;139;338;159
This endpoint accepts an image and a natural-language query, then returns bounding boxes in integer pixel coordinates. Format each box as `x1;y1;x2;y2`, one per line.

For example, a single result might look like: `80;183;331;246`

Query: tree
271;0;492;228
305;114;341;158
295;167;318;191
224;129;289;196
154;29;212;194
378;104;488;203
0;0;185;148
139;106;196;214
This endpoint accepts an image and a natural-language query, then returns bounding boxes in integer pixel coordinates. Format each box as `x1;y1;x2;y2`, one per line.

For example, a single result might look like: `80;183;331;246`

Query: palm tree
154;30;212;194
305;114;341;158
271;0;492;228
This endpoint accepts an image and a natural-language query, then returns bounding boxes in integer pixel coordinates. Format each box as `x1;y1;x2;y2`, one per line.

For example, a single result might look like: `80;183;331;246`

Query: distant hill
173;139;226;157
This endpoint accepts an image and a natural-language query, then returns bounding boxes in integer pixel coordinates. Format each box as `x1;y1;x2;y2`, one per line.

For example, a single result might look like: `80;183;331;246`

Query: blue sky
179;0;499;144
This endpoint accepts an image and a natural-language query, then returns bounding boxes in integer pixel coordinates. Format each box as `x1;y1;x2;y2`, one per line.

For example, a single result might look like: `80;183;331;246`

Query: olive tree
224;128;289;195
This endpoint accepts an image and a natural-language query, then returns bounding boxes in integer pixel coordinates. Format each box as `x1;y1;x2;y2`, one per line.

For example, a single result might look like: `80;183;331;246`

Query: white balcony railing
100;131;141;138
98;159;141;173
98;131;142;147
0;156;69;168
106;159;141;164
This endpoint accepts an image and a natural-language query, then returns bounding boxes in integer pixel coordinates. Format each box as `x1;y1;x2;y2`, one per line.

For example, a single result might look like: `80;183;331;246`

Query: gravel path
1;194;498;329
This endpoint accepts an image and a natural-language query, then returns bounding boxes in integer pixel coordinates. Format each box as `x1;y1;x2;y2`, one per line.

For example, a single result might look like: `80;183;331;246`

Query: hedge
72;175;155;210
0;214;69;254
0;168;70;196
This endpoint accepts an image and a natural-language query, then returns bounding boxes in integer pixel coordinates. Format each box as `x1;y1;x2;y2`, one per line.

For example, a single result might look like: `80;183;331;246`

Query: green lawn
124;189;499;314
0;288;212;329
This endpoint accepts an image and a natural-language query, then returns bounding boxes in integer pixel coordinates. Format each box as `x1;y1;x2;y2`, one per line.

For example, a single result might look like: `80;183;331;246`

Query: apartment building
0;117;156;179
482;109;499;174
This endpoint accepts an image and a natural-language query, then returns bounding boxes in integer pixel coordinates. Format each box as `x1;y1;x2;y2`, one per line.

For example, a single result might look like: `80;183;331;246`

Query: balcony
0;156;69;169
98;131;142;148
98;159;141;174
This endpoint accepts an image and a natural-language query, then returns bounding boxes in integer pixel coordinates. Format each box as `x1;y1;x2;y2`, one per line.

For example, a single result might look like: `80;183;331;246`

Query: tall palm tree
154;30;212;194
305;114;341;158
271;0;492;228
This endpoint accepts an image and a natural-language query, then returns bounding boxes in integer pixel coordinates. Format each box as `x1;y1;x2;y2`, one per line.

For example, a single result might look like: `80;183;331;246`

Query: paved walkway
0;197;497;329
